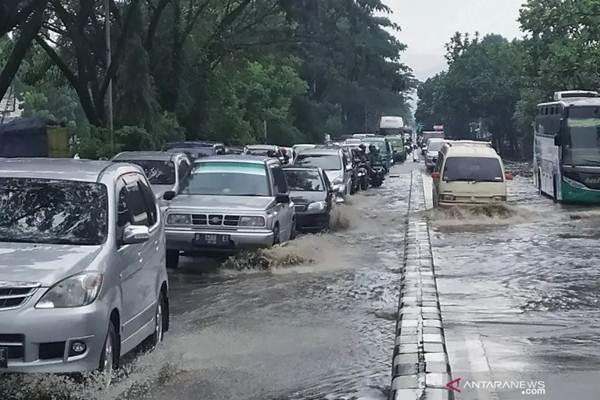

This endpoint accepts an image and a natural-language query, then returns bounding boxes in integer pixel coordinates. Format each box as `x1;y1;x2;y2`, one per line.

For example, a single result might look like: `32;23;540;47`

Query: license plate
0;347;7;368
194;233;230;246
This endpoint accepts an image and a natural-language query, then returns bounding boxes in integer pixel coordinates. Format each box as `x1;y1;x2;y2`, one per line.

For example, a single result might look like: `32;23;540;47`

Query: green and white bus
534;90;600;203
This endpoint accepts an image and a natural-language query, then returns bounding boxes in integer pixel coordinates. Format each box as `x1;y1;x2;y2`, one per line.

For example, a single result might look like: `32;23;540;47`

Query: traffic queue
0;133;411;382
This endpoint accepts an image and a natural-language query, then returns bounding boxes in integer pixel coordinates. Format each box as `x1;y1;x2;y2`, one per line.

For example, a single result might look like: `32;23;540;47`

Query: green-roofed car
162;156;295;268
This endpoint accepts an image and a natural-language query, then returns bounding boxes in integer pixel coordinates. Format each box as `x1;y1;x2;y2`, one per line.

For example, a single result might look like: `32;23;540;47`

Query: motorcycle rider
368;144;381;166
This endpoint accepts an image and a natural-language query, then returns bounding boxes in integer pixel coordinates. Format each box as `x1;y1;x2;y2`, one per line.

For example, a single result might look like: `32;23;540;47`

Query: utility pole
105;0;114;151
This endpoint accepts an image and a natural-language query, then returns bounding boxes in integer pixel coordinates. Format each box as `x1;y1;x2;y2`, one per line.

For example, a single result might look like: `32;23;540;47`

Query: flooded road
143;165;413;400
3;160;600;400
430;168;600;399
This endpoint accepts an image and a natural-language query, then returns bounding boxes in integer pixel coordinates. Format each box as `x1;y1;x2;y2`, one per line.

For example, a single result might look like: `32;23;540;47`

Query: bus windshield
565;116;600;166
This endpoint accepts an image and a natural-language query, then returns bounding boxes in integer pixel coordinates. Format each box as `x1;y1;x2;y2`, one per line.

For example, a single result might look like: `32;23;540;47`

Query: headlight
441;194;456;201
307;201;326;211
239;216;265;227
36;273;103;309
167;213;191;225
493;195;507;201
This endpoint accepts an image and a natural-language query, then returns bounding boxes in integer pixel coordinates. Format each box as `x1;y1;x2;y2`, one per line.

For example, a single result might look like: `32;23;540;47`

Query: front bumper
438;196;506;206
296;212;330;231
166;228;274;251
0;290;108;373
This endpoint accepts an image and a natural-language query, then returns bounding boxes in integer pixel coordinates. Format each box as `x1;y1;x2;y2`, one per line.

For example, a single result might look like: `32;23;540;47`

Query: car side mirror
554;135;561;146
275;194;290;204
122;225;150;245
163;190;176;201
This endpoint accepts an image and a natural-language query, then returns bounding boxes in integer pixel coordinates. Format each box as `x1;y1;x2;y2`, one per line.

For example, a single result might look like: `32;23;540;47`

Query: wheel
143;291;166;351
99;321;118;388
272;224;280;245
166;250;179;270
360;177;368;191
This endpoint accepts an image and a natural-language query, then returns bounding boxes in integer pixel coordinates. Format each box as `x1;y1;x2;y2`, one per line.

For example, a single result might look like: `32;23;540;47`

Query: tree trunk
0;2;46;102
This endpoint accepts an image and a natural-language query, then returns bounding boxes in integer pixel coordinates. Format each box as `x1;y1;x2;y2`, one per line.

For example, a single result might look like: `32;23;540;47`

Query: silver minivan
0;159;169;378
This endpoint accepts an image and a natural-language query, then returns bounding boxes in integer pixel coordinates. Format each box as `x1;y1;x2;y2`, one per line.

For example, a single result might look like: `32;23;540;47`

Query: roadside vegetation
1;0;415;158
415;0;600;159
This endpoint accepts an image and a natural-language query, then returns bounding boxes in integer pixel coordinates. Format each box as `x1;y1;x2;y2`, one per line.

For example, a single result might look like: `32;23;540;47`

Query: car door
341;152;351;193
270;164;294;240
116;173;158;346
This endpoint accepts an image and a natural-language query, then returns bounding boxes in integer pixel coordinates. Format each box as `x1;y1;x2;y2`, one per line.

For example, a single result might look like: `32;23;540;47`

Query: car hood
325;170;343;183
290;191;327;205
0;243;103;287
168;195;275;212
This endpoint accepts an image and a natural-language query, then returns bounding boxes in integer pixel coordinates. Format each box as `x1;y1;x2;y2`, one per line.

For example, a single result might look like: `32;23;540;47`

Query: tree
0;0;47;101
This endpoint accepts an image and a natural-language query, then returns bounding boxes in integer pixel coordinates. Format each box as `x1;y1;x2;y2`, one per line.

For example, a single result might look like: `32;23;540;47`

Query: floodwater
0;163;416;400
430;167;600;399
3;160;600;400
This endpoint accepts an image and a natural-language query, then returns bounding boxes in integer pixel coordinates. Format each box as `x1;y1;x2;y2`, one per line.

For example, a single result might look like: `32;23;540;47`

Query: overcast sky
385;0;525;82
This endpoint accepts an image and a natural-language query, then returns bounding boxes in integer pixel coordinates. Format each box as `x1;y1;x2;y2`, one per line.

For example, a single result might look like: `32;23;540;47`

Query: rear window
115;160;175;185
443;157;503;183
295;154;342;170
284;169;325;192
428;141;445;152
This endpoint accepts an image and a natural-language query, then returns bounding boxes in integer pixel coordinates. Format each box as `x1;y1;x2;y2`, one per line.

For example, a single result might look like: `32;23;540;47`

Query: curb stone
389;171;453;400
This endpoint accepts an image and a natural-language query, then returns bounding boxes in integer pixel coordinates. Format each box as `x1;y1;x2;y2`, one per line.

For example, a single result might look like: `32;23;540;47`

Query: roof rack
446;140;492;148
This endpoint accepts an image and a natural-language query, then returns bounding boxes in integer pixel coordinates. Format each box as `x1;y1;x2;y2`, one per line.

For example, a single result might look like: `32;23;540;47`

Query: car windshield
181;162;270;196
117;160;176;185
564;117;600;166
0;178;108;245
284;169;324;192
295;154;342;170
443;157;504;182
428;141;445;152
246;148;276;156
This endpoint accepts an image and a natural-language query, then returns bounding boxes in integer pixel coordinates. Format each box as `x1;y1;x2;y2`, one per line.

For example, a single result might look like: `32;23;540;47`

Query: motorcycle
369;164;385;188
357;162;369;191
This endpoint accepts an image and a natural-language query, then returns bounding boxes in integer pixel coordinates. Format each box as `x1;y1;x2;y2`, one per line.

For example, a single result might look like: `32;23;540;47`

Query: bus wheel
552;175;558;203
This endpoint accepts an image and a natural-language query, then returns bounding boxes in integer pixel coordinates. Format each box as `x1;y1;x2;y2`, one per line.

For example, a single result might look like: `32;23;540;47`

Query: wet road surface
4;160;600;400
429;170;600;399
105;162;417;400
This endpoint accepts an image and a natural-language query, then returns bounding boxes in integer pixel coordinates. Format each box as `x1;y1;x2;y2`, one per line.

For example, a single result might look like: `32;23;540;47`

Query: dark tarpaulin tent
0;118;48;157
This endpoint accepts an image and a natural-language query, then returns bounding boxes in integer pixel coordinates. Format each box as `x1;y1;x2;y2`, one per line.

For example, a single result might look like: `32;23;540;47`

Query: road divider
389;171;453;400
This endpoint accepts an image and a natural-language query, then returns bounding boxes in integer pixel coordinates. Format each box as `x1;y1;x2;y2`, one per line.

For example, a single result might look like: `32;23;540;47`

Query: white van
432;141;512;206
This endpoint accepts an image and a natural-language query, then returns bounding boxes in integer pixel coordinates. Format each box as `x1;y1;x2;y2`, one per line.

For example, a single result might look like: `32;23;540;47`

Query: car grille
0;334;25;360
192;214;241;227
0;283;39;310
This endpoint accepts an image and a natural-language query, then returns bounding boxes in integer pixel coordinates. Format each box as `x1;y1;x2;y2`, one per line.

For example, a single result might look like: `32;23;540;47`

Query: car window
119;175;150;227
284;169;324;192
137;177;158;227
114;159;176;185
295;154;342;170
443;157;504;182
435;154;444;172
182;162;271;196
270;165;288;194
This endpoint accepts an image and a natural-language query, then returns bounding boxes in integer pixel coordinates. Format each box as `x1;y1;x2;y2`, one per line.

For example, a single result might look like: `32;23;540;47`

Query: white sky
385;0;524;82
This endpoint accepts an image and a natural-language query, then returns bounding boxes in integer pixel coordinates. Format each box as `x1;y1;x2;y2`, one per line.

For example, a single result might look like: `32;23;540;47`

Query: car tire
166;250;179;270
143;291;166;351
272;224;280;245
99;321;118;388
